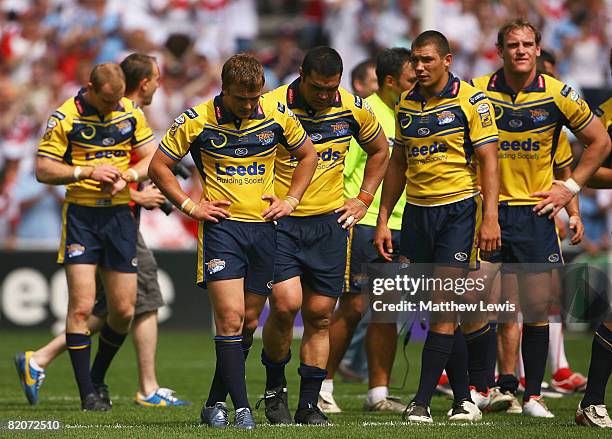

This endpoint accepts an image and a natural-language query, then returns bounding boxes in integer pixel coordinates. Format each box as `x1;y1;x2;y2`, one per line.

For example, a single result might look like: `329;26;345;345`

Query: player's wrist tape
563;178;581;195
357;189;374;208
180;198;196;215
73;166;82;181
285;196;299;211
126;168;139;182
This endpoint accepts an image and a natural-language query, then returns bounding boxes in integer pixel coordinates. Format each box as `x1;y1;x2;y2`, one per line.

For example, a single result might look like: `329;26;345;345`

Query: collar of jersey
405;73;460;102
74;87;124;118
286;78;342;113
487;68;546;95
213;93;265;125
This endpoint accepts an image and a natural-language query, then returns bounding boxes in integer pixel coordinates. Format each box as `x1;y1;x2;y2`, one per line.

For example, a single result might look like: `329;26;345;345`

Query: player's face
299;71;342;111
89;82;125;115
411;44;451;91
223;83;263;119
393;61;418;96
499;27;541;75
141;62;161;106
354;66;378;99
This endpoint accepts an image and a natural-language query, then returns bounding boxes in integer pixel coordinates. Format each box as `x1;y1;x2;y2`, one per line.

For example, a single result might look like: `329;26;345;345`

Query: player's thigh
65;264;98;311
99;205;139;273
100;269;137;313
270;276;303;316
517;270;553;322
301;284;338;329
208;278;246;335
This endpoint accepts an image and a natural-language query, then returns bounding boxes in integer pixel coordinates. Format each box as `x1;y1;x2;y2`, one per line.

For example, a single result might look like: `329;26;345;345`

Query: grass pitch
0;330;609;438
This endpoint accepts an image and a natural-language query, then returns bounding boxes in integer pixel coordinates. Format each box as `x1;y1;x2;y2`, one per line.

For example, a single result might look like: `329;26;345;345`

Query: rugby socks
214;336;250;409
521;323;549;401
262;349;291;390
367;386;388;405
445;328;471;402
581;324;612;408
464;324;491;393
297;363;327;409
548;318;569;373
414;331;454;406
206;337;253;407
66;333;95;399
486;323;498;388
90;324;128;385
497;374;519;394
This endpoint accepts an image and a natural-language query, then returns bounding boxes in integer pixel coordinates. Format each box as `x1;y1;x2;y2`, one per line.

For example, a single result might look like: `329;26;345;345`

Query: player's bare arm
375;145;407;261
554;165;583;244
35;156;121;186
474;141;501;252
532;117;611;217
336;130;389;229
148;149;230;223
262;137;317;220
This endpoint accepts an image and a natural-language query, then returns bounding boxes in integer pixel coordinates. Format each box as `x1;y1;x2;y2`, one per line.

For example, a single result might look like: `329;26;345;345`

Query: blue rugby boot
201;402;229;428
233;407;256;429
14;351;45;405
135;388;191;407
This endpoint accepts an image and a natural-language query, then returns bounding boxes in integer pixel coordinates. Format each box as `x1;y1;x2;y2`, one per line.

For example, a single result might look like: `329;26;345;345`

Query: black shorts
483;204;562;272
93;232;163;317
400;196;481;268
345;224;402;294
58;203;138;273
274;212;348;297
198;219;276;296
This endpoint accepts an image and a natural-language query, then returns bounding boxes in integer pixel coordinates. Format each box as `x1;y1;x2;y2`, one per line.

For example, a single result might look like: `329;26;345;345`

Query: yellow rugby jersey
37;88;154;206
270;79;382;216
471;70;593;205
395;74;499;206
159;93;307;222
594;97;612;168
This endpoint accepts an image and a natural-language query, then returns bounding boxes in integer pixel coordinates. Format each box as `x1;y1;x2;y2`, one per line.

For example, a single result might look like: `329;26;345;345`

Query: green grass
0;330;609;438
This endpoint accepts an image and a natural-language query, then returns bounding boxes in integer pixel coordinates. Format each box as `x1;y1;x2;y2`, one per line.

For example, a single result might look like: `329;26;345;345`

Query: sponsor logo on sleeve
476;103;490;114
277;102;286;113
169;115;186;137
479;112;493;127
185;108;199;119
354;95;362;108
469;92;486;105
560;84;571;97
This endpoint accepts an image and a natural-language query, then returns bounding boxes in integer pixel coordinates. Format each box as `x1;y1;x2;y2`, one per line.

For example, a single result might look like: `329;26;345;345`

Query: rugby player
472;19;610;417
375;30;501;423
148;53;317;429
320;47;416;414
15;54;190;408
257;46;388;425
35;63;157;410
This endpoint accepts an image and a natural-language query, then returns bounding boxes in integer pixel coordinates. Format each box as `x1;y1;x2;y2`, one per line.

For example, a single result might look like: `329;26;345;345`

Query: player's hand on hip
568;215;584;245
478;217;501;252
531;180;574;219
374;224;394;262
261;194;293;220
191;200;231;223
90;165;122;183
335;198;367;229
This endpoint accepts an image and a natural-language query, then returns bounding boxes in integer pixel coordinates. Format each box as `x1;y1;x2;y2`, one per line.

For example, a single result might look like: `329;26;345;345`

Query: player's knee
304;310;333;333
69;304;93;323
243;314;259;337
269;300;299;328
110;302;135;324
217;311;244;335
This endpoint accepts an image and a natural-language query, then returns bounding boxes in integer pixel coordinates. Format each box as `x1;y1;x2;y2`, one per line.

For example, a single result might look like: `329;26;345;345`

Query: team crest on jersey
67;243;85;258
207;258;226;274
256;130;275;145
529;109;549;123
331;121;350;136
116;120;132;135
437;111;455;125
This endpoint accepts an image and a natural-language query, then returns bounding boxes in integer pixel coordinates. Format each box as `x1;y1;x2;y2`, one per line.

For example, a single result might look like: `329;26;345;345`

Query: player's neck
420;72;449;99
377;89;394;110
503;66;537;94
126;92;143;107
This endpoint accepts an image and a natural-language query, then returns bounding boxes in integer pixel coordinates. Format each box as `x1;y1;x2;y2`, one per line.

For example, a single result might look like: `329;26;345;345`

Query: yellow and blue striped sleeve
466;98;499;148
354;101;382;146
37;114;70;163
557;85;594;133
553;131;573;169
159;113;194;161
278;107;308;152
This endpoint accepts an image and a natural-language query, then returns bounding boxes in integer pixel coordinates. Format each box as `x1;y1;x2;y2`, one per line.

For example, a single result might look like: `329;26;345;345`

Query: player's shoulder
470;73;494;91
594;97;612;118
53;96;79;122
264;84;289;104
458;80;491;113
260;88;290;116
338;86;364;111
543;75;577;102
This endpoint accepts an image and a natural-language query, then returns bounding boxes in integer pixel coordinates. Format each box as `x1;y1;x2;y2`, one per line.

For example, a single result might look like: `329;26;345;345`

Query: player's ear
298;67;304;80
535;45;541;57
443;53;452;70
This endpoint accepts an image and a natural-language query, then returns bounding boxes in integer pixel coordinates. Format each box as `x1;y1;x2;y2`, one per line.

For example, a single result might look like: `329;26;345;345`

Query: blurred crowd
0;0;610;252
